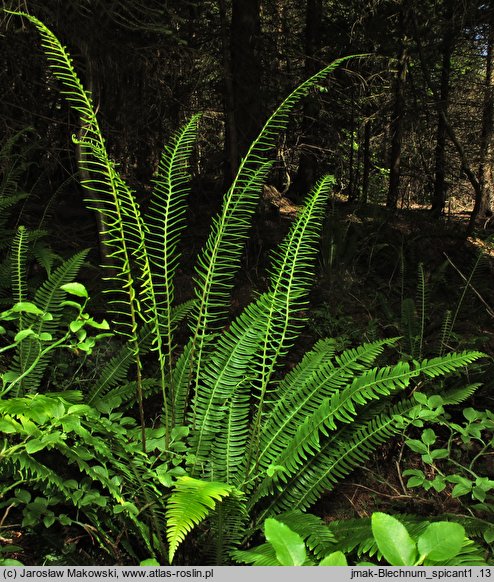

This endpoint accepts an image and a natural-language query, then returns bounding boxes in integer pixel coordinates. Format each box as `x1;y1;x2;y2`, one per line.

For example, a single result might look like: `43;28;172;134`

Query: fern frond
275;510;336;560
254;399;422;519
437;309;453;356
142;116;200;415
231;543;279;566
440;383;482;405
10;250;88;395
416;263;428;359
87;324;155;404
206;496;248;565
189;177;332;472
10;226;28;306
256;338;398;474
415;351;485;378
209;383;250;484
186;57;355;414
14;12;147;341
165;476;235;563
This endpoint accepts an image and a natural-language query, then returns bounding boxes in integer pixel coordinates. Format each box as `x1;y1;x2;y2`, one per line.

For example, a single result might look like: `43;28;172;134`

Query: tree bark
476;4;494;219
387;17;408;210
218;0;238;182
432;0;454;216
230;0;262;166
290;0;323;201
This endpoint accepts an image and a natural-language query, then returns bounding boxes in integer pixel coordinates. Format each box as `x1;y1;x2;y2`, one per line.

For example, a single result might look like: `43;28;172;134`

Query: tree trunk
476;5;494;219
387;25;408;210
432;0;454;216
230;0;262;166
290;0;323;201
218;0;238;182
362;117;371;203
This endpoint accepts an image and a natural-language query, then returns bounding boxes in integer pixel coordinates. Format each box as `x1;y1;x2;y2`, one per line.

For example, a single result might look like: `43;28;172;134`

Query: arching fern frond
165;476;236;563
13;12;147;341
255;338;398;474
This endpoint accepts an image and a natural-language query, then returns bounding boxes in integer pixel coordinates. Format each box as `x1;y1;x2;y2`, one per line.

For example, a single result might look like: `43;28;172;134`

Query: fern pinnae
416;262;428;359
247;176;333;470
11;226;28;306
255;338;397;475
187;57;355;413
438;309;453;356
144;115;200;416
256;399;416;519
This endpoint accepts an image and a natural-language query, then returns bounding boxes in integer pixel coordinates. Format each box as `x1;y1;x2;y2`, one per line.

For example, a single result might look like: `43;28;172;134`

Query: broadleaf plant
2;11;487;565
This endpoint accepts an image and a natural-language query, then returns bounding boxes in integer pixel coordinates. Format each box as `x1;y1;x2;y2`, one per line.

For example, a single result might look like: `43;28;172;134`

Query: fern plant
8;11;487;565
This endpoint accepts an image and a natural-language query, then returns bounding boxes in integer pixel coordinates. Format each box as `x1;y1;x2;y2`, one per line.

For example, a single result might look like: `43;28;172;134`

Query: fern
9;249;88;395
8;14;487;566
165;477;236;563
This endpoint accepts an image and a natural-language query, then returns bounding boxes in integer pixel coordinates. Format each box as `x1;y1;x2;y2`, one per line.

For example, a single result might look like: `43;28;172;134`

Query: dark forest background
1;0;494;567
2;0;494;223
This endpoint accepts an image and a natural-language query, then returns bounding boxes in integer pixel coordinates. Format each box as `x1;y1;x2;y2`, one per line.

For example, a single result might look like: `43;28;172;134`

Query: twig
443;252;494;319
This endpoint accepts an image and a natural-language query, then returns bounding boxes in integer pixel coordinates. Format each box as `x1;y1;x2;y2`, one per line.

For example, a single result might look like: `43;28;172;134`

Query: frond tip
165;476;237;563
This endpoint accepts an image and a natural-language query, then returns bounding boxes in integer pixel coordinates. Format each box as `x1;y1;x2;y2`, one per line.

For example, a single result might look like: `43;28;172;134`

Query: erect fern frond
209;383;251;485
189;177;333;473
143;116;200;412
11;226;28;306
416;262;428;359
13;12;147;342
248;176;333;441
437;309;453;356
165;476;236;563
186;56;355;412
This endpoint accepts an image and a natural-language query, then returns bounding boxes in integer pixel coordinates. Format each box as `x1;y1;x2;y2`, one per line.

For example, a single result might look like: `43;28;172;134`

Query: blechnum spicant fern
11;12;487;565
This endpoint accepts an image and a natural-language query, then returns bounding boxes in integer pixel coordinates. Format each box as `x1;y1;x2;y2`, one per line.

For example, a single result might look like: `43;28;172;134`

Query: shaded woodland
0;0;493;568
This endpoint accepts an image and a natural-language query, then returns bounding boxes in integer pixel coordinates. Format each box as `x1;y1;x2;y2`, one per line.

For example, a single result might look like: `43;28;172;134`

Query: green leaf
264;518;306;566
451;479;473;497
140;559;160;566
319;551;347;566
25;438;46;454
61;282;88;298
70;320;85;333
421;428;436;445
417;522;464;562
430;448;449;460
14;329;36;342
405;439;428;454
12;302;44;315
430;476;446;492
463;408;481;422
371;513;417;566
